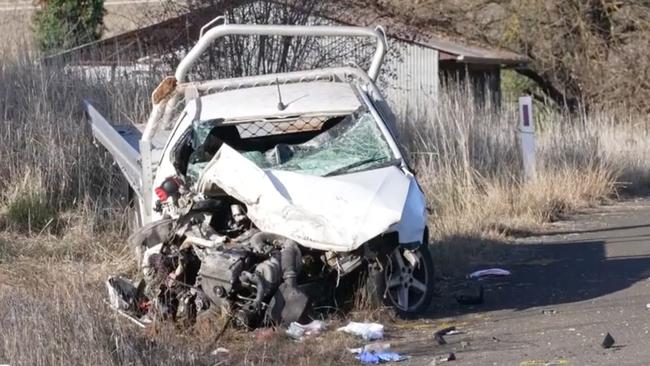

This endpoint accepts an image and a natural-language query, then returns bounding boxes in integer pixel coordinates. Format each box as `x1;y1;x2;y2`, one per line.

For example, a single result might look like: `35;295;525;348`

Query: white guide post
518;96;536;181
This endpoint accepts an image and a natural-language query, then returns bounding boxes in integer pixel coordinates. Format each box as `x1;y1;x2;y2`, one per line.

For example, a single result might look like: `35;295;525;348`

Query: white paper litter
337;322;384;341
286;320;328;340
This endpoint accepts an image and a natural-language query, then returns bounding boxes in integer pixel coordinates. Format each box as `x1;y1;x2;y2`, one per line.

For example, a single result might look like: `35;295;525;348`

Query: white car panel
197;144;426;252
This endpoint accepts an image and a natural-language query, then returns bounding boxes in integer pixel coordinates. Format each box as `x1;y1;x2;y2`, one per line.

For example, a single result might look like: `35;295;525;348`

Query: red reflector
155;187;169;202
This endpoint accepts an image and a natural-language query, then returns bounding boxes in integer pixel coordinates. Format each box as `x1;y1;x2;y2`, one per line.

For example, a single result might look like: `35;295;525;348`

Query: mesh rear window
235;116;328;138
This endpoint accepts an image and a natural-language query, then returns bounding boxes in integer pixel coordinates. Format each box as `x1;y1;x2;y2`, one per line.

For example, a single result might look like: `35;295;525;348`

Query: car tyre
367;244;435;317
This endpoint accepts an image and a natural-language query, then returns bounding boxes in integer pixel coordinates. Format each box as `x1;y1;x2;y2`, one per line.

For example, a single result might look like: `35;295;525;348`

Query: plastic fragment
377;352;408;362
430;353;456;365
601;332;615;349
520;360;570;366
106;276;139;310
434;326;456;345
358;351;380;364
357;351;408;364
286;323;306;340
211;347;230;355
468;268;511;279
349;343;391;354
286;320;327;340
338;322;384;341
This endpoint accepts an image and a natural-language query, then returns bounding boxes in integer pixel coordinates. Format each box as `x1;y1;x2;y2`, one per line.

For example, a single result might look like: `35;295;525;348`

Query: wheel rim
385;246;430;312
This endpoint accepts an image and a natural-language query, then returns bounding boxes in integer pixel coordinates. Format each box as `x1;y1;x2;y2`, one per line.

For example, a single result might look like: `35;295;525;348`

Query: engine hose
251;232;302;288
280;239;301;288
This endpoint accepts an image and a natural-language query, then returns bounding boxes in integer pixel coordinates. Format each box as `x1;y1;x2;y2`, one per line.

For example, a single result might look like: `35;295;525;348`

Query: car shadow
426;231;650;317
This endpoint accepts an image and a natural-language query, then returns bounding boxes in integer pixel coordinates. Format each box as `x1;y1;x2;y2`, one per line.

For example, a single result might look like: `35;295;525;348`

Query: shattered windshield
242;109;397;177
184;107;398;183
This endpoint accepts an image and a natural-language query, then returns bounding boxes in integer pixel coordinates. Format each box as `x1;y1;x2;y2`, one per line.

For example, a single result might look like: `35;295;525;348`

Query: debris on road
455;283;484;305
338;322;384;341
429;352;456;365
601;332;616;349
357;349;409;364
349;342;392;354
541;309;557;315
433;326;456;345
286;320;327;340
519;360;569;366
468;268;511;280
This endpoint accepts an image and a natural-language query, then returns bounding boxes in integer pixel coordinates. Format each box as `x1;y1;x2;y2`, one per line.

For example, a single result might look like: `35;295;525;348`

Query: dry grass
0;261;363;366
1;54;650;364
0;52;159;237
400;87;650;241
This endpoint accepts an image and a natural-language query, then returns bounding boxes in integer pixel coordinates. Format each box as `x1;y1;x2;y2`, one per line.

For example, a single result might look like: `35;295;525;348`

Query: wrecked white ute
88;22;433;327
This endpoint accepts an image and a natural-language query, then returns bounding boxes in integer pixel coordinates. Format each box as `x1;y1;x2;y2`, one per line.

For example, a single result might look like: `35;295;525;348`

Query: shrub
33;0;105;54
2;171;56;234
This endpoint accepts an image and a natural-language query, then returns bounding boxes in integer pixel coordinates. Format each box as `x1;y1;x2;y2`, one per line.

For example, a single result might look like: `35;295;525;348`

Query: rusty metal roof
48;2;527;66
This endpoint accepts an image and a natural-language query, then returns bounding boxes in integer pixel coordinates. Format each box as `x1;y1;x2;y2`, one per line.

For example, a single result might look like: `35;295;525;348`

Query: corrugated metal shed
48;2;527;109
383;43;439;111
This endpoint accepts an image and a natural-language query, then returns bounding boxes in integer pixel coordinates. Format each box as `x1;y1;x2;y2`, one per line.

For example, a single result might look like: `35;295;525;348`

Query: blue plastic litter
358;351;380;364
377;352;406;362
357;351;407;364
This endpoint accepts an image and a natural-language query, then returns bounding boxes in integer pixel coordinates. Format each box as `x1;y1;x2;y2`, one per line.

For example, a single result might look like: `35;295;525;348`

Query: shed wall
383;42;439;113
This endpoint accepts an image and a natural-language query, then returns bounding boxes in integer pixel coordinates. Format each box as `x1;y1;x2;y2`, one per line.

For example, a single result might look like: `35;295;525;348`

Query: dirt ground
3;198;650;365
386;197;650;366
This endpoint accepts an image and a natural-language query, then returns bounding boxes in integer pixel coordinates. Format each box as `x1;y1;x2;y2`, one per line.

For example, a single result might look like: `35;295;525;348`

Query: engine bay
110;181;369;328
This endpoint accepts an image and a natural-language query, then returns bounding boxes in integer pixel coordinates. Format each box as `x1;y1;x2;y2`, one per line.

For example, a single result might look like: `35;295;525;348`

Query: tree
362;0;650;112
33;0;105;54
153;0;400;83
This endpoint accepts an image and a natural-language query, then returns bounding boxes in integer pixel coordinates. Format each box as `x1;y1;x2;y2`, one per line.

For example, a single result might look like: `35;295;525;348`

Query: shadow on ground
427;225;650;318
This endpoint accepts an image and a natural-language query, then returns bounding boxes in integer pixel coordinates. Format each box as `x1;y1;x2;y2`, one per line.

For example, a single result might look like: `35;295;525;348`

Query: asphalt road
392;198;650;366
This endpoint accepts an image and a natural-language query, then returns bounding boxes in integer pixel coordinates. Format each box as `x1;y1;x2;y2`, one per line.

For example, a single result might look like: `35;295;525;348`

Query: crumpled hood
197;145;427;252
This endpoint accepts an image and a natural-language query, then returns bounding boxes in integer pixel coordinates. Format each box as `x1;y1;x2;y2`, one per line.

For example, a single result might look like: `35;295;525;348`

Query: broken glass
185;107;396;182
246;109;396;176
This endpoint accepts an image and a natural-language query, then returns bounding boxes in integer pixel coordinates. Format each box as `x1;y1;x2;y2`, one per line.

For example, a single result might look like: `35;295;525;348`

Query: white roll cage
175;18;388;83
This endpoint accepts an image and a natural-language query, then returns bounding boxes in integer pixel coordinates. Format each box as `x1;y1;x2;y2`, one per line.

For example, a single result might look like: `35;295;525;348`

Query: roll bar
174;23;388;83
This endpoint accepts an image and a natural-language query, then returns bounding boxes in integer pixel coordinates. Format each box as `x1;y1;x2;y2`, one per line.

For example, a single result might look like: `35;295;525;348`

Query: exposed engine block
197;248;247;306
